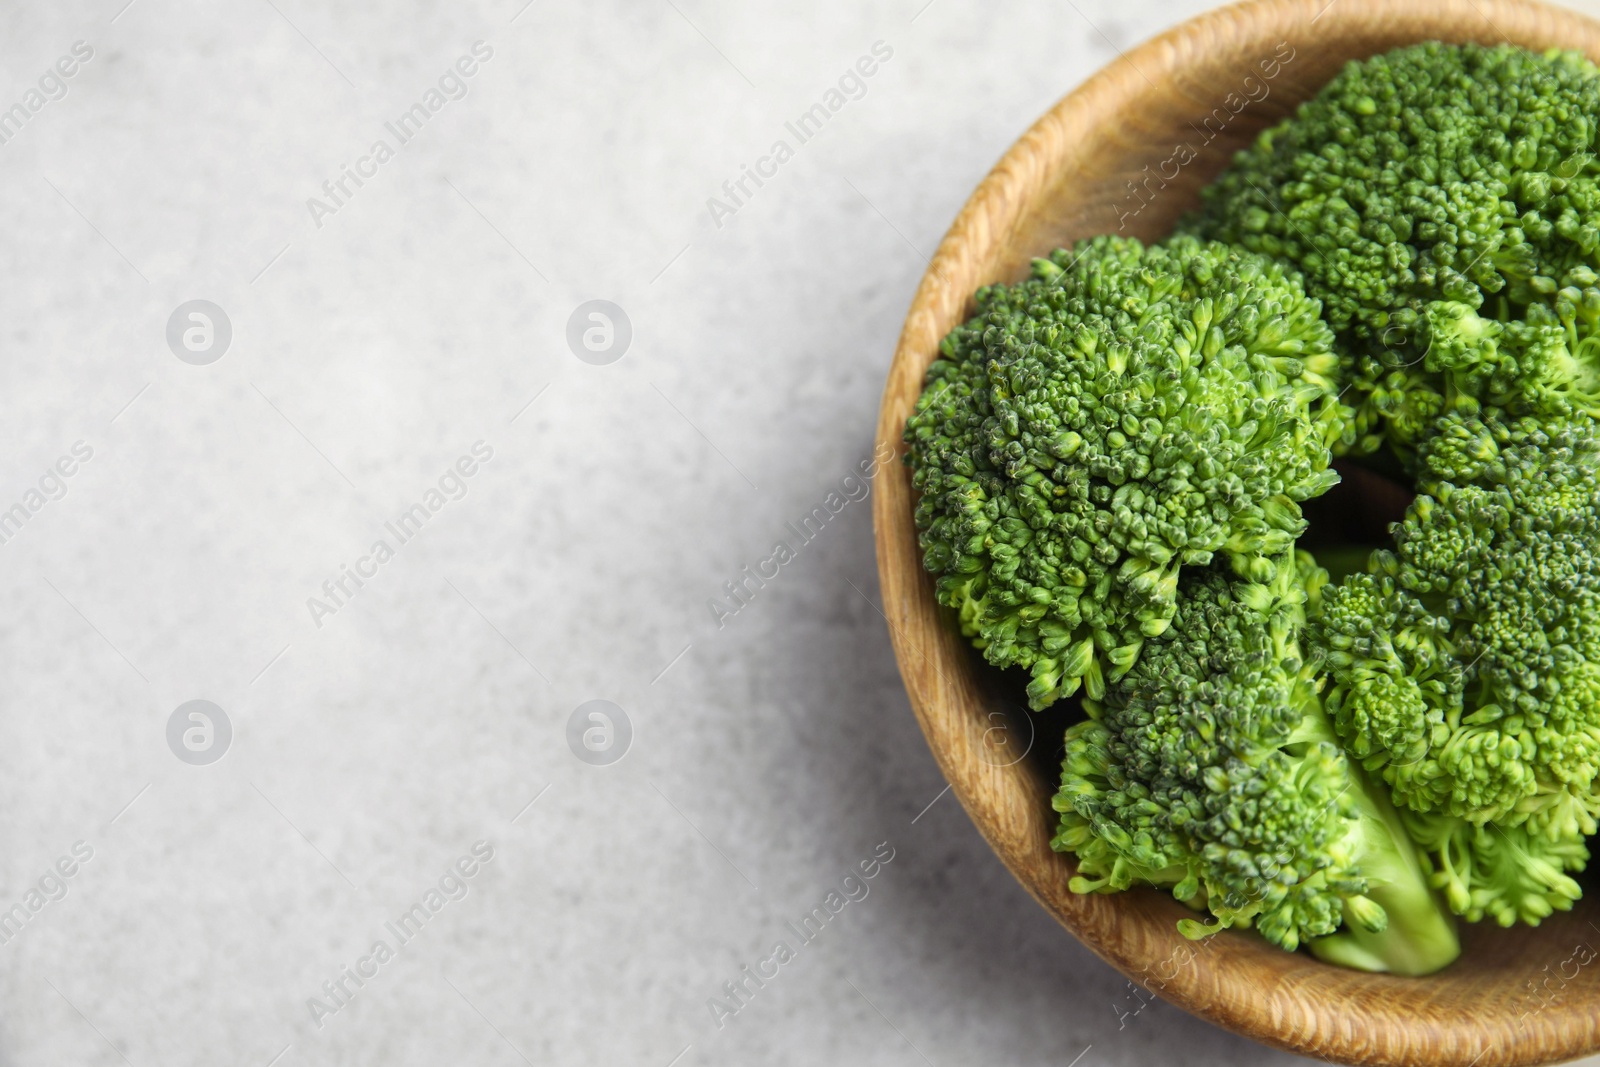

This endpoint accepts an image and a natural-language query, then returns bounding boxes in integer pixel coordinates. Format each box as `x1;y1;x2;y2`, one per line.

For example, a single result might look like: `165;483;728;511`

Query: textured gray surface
4;1;1600;1065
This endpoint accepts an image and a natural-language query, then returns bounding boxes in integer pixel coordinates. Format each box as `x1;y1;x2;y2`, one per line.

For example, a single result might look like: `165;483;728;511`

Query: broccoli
1421;296;1600;420
903;39;1600;973
1183;43;1600;453
1051;553;1461;974
1400;809;1587;928
1312;409;1600;924
903;234;1345;709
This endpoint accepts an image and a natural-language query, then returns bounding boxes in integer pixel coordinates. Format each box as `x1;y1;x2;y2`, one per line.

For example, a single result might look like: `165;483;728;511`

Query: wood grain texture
871;2;1600;1064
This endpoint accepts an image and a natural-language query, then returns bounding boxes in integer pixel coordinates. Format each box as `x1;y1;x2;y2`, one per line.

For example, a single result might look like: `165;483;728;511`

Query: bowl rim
871;1;1600;1064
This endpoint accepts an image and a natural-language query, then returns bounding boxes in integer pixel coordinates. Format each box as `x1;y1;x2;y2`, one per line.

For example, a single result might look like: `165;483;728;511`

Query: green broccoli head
1314;410;1600;840
1052;554;1459;972
1184;42;1600;451
904;234;1345;709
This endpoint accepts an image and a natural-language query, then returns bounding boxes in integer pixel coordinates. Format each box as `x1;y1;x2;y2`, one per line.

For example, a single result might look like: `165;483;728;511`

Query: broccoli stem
1309;761;1461;976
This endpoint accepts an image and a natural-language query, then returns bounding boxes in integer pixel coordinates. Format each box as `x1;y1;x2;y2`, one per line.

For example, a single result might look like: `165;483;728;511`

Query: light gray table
3;1;1598;1064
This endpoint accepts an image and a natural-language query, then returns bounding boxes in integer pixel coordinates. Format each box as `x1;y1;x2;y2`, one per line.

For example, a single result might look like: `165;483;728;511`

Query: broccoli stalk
1308;758;1461;975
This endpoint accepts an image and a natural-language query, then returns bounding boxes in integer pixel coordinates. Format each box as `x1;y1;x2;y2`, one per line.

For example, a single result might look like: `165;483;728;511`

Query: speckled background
3;1;1599;1064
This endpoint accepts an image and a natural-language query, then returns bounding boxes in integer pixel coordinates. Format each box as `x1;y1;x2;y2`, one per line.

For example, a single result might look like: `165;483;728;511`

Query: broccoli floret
1402;808;1589;927
1314;410;1600;861
904;234;1345;708
1052;553;1460;974
1184;43;1600;452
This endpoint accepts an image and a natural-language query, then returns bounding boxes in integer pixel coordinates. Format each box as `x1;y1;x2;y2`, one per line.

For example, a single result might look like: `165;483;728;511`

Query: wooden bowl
871;1;1600;1064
